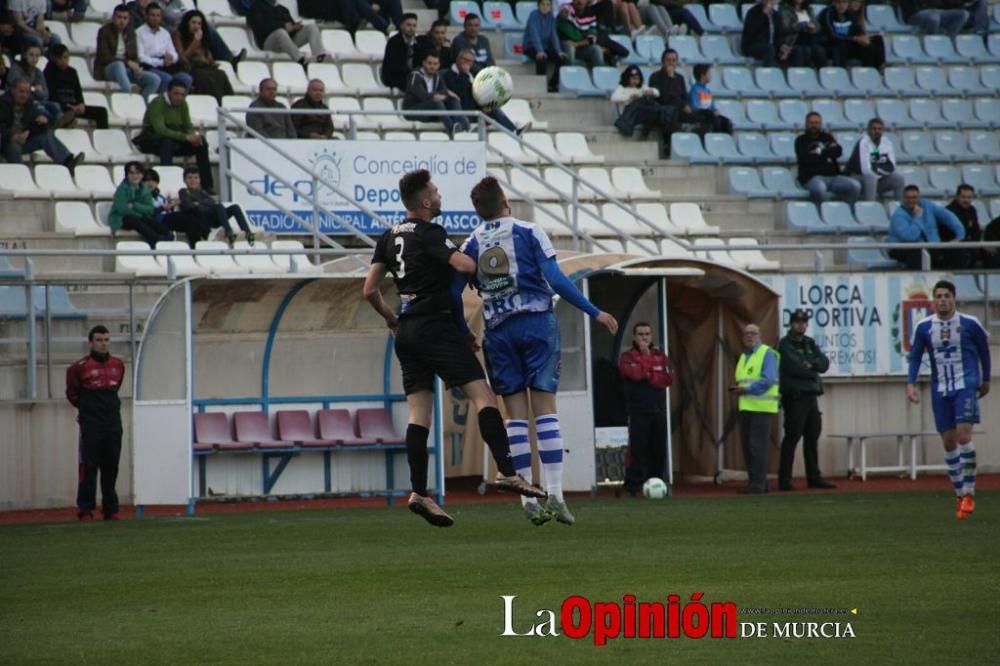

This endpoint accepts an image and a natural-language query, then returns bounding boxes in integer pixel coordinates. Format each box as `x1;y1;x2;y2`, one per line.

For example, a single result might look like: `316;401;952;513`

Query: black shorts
394;314;485;395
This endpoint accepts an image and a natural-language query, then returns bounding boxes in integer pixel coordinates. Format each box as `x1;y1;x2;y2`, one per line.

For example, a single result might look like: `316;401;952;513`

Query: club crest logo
309;148;346;206
891;285;933;356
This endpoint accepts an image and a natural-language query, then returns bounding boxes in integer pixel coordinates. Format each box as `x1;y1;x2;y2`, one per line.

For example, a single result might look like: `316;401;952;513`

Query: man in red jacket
66;325;125;521
618;322;673;496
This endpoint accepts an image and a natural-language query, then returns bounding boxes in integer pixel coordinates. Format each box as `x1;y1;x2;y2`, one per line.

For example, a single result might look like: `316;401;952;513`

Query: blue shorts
482;311;560;396
931;387;980;433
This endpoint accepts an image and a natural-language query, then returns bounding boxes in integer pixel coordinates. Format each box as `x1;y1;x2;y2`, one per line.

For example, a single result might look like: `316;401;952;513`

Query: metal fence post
25;259;36;399
218;110;230;203
44;284;52;399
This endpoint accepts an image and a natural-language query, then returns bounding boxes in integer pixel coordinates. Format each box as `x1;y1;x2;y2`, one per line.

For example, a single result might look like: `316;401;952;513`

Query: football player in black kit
363;169;546;527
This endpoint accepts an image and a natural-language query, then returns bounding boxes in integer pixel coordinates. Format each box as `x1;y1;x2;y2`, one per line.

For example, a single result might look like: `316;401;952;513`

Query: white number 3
393;236;406;279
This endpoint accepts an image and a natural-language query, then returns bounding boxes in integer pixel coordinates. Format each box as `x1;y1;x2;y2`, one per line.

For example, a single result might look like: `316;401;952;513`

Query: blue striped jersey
907;312;991;396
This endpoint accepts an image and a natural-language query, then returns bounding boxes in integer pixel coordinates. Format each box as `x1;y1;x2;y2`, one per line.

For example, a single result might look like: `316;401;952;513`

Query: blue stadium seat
914;66;953;95
961;165;1000;196
967;131;1000;162
715;99;756;130
884;66;922;96
974;98;1000;128
834;131;860;161
746;100;784;130
706;69;738;98
908;98;949;129
671;132;713;164
722;66;767;97
890;35;936;65
728;167;771;198
981;65;1000;91
669;35;706;64
821;201;865;233
847;237;901;269
817;67;861;96
763;167;809;199
789;67;827;97
854;201;892;233
503;33;529;62
558;66;605;96
708;4;743;32
683;4;717;33
0;286;84;319
635;34;666;64
923;35;965;64
608;34;646;65
812;98;853;130
955;35;1000;64
928;165;962;195
482;2;523;30
990;34;1000;58
704;133;743;163
934;130;978;162
592;66;620;94
900;130;938;162
990;199;1000;220
769;133;797;162
850;67;891;95
754;67;795;97
778;99;810;129
876;98;919;128
866;4;909;33
514;1;535;26
945;66;982;95
450;1;478;25
737;132;781;164
700;36;750;64
898;165;945;197
787;202;835;233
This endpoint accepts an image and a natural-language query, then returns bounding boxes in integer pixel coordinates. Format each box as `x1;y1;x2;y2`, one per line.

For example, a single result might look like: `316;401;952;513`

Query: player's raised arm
540;257;618;334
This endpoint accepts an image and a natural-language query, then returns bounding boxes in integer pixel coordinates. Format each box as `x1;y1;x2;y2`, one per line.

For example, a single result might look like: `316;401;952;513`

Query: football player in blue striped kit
907;280;991;521
461;177;618;525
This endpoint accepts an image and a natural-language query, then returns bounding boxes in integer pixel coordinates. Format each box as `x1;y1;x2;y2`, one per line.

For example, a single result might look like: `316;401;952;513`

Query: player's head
933;280;956;317
88;324;111;353
399;169;441;219
470;177;508;221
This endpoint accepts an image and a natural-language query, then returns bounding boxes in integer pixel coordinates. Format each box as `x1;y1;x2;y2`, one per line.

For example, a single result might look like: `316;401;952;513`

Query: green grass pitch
2;492;997;664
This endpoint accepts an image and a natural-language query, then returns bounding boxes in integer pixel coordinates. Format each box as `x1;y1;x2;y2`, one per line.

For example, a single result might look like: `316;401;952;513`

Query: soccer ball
642;477;669;499
472;66;513;112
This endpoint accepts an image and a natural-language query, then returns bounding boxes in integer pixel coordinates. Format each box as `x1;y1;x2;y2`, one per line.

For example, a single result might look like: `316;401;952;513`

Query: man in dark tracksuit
618;322;674;495
66;325;125;521
777;309;835;491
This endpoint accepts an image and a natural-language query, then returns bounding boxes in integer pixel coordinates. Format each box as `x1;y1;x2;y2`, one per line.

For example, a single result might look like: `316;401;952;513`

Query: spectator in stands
648;48;692;156
581;0;629;64
689;64;732;134
983;210;1000;269
843;0;886;69
94;5;162;100
731;322;778;495
558;0;604;69
50;0;87;23
66;325;126;522
941;184;982;269
179;165;255;245
846;117;904;202
247;0;328;67
887;184;965;270
451;13;494;75
137;3;194;93
298;0;397;34
795;111;860;205
612;65;675;143
1;4;27;65
127;0;180;32
445;48;522;134
741;0;789;67
0;79;82;171
819;0;885;69
173;10;235;103
380;12;418;91
110;160;169;247
617;0;646;36
44;44;110;129
131;0;247;67
370;0;404;32
6;44;63;125
523;0;567;94
133;78;214;192
898;0;969;36
964;0;991;35
649;0;705;36
291;79;334;139
143;167;206;247
402;50;469;137
248;77;296;139
777;0;827;68
414;18;452;72
8;0;60;56
640;1;675;38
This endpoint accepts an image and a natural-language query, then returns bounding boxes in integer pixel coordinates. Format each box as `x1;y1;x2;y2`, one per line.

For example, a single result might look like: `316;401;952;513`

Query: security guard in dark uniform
777;309;836;490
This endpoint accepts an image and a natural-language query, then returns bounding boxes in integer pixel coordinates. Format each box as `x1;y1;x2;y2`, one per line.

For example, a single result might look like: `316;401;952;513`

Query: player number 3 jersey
908;312;991;396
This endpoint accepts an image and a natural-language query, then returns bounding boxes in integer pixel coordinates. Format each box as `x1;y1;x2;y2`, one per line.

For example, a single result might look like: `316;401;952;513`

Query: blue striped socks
536;414;564;502
945;448;963;497
959;441;976;497
506;420;531;506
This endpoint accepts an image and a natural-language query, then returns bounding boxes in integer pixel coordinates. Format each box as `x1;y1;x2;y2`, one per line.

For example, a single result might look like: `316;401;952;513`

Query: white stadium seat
75;165;118;199
55;201;111;236
555;132;604;164
669;203;721;235
115;241;166;276
0;164;49;198
35;165;86;198
270;240;323;273
194;241;245;274
156;241;210;276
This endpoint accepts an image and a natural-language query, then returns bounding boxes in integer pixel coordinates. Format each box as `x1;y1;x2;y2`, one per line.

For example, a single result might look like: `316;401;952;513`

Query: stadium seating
233;411;294;449
194;412;252;451
846;237;900;269
558;66;605;96
316;409;368;445
193;241;243;274
787;202;834;233
356;408;404;444
727;237;781;271
729;167;771;198
276;410;338;447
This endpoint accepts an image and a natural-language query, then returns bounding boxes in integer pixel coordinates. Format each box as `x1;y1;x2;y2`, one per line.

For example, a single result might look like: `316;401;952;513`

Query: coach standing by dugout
777;310;835;491
731;323;779;495
66;325;125;521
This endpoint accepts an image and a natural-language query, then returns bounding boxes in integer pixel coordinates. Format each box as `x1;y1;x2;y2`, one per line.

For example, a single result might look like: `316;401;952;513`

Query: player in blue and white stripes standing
462;177;618;525
907;280;990;521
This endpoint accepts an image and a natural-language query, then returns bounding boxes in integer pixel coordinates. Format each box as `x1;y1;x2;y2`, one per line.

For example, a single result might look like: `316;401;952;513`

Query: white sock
945;449;963;497
506;419;532;506
959;441;976;497
535;413;564;502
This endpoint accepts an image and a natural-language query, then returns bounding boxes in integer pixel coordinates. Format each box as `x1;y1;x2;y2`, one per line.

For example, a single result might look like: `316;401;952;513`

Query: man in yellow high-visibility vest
730;323;779;494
